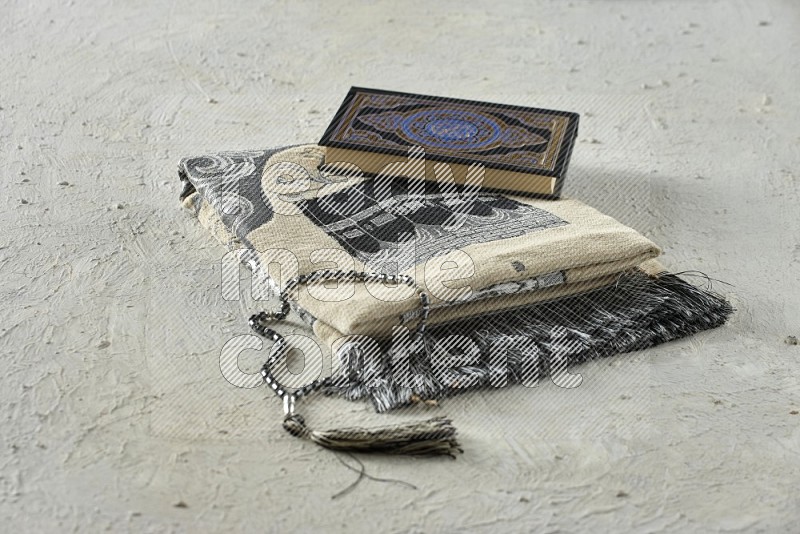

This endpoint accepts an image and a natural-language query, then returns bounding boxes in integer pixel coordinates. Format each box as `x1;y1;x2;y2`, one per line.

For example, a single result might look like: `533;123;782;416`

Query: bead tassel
251;269;461;457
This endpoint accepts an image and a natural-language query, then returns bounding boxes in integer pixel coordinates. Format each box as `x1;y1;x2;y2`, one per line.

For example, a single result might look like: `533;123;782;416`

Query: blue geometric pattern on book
328;90;573;171
400;109;502;150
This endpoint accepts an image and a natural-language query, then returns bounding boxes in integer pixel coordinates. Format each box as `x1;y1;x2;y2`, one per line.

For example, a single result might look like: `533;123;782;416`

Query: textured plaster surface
1;0;799;531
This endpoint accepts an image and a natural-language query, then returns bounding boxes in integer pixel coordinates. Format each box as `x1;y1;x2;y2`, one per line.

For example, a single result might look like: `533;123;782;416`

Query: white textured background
2;0;799;531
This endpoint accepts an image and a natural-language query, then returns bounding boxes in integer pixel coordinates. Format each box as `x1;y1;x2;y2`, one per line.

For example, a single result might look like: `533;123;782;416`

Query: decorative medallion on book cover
326;90;574;173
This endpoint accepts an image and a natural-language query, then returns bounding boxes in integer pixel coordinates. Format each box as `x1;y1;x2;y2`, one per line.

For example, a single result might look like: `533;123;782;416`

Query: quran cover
319;87;580;199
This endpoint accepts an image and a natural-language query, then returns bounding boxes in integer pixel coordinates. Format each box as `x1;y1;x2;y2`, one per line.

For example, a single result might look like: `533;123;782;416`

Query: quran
319;87;580;198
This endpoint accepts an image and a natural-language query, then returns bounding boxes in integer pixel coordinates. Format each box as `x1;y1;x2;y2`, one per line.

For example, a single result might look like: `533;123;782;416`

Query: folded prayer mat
179;144;732;455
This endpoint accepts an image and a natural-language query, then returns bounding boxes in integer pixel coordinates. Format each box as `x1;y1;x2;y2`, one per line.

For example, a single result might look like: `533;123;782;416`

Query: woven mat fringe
324;271;733;413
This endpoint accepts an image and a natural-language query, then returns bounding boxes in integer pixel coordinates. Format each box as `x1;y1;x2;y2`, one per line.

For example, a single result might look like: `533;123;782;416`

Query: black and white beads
250;269;430;409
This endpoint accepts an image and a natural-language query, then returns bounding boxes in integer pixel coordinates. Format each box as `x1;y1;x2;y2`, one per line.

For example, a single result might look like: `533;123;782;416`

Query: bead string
250;270;431;415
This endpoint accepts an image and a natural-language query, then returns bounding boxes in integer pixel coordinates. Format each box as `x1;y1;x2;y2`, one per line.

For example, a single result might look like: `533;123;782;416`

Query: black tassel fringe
325;271;734;413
